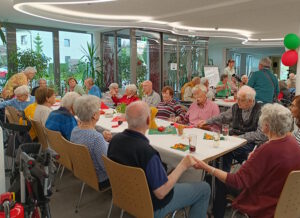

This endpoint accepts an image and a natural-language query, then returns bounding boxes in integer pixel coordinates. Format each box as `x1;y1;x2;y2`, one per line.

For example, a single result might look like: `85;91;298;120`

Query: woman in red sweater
193;103;300;218
111;84;139;106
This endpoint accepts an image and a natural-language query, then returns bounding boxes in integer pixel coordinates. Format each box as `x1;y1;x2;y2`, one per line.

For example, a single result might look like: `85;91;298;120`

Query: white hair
109;83;118;90
24;67;37;74
73;95;100;122
38;78;46;83
200;77;209;85
126;101;150;130
14;85;30;96
259;57;272;68
61;92;81;110
259;103;293;137
126;84;137;94
237;85;256;100
192;84;207;94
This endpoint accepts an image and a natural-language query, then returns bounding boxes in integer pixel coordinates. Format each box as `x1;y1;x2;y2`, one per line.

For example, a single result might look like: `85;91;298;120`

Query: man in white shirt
142;80;161;107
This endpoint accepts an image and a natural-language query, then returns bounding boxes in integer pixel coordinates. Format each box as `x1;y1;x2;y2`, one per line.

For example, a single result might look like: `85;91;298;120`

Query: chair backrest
102;156;153;218
64;140;100;191
44;128;72;171
30;118;48;150
5;106;20;124
274;170;300;218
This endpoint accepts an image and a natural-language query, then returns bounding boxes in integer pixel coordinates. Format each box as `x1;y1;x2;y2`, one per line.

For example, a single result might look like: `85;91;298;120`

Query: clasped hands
180;155;207;171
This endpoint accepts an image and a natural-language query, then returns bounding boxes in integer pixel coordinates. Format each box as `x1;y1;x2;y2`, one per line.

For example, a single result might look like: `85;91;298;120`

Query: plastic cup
188;134;197;152
169;114;176;122
213;131;220;148
177;124;184;136
222;124;229;136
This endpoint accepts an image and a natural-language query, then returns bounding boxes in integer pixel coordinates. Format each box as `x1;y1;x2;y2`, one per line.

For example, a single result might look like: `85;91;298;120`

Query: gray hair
73;95;100;122
237;85;256;100
192;84;207;94
109;83;119;90
241;75;248;80
259;57;272;68
126;84;137;94
24;67;37;74
200;77;209;85
61;92;81;110
259;103;293;137
14;85;30;95
38;78;46;84
126;101;150;130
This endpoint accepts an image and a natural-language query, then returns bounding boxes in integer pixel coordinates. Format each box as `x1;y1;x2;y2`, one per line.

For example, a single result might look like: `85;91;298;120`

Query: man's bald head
126;101;150;131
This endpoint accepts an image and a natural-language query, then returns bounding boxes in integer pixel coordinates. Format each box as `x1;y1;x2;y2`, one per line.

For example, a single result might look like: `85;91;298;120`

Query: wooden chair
44;128;73;187
102;155;154;218
274;170;300;218
64;140;110;212
30;118;48;150
232;170;300;218
5;106;21;124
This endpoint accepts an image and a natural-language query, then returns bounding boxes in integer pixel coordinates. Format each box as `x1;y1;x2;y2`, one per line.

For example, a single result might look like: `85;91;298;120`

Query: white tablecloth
97;113;247;167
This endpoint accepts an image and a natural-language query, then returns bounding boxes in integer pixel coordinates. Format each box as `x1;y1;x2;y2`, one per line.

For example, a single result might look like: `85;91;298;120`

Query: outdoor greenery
0;23;6;44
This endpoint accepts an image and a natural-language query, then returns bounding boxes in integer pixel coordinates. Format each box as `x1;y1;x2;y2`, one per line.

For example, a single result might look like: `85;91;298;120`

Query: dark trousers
213;142;255;218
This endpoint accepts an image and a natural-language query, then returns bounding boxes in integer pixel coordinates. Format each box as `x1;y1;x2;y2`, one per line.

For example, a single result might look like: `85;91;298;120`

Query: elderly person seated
181;76;201;101
67;77;85;95
230;74;238;94
84;77;101;98
2;67;36;99
290;95;300;145
0;85;35;111
111;84;139;106
142;80;161;107
101;83;121;108
156;86;185;123
185;85;219;127
45;92;80;140
108;101;210;218
216;74;231;98
70;95;110;189
193;103;300;218
200;77;215;100
34;87;56;125
198;86;268;218
241;75;248;86
31;78;47;96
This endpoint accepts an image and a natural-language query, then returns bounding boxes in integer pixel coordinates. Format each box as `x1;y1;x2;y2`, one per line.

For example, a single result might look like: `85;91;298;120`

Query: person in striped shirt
156;86;186;123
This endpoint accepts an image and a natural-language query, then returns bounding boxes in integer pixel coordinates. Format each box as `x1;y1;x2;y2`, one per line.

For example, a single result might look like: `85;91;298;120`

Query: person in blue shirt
45;92;80;140
108;101;210;218
248;57;279;104
0;85;35;111
84;78;101;98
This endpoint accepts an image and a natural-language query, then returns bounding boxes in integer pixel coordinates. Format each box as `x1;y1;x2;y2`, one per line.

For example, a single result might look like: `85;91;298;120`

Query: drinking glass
222;124;229;136
169;114;176;123
213;131;220;148
188;134;197;152
177;124;184;136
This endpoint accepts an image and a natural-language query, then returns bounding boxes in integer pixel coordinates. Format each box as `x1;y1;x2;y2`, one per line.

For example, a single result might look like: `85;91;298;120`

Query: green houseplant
0;23;6;44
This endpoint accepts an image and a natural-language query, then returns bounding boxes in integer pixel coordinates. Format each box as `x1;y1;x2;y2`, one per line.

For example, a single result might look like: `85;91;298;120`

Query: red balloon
282;50;298;66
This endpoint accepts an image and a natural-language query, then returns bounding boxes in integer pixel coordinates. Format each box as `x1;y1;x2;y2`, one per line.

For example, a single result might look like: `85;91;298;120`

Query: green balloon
284;33;300;50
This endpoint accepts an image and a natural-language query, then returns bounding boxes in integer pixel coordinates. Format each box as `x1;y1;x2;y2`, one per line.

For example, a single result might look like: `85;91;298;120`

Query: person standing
2;67;36;99
248;57;279;104
224;59;235;81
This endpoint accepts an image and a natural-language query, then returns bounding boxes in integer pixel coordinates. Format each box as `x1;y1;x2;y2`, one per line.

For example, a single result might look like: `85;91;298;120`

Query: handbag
262;70;279;103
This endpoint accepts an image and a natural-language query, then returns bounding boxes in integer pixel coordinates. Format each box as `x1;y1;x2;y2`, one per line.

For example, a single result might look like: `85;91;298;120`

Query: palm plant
0;23;6;44
81;42;103;88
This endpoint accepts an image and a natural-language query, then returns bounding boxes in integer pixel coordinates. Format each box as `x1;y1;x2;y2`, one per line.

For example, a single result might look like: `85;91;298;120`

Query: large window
16;29;54;87
0;27;7;91
233;53;241;76
59;31;92;92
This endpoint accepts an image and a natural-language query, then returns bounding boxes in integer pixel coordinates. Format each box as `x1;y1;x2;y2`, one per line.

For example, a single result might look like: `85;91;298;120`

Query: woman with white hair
70;95;110;190
0;85;35;110
193;103;300;218
2;67;37;99
248;57;279;104
111;84;139;106
45;92;80;140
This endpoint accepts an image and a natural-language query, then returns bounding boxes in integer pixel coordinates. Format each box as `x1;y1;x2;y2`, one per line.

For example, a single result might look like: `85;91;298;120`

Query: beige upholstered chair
64;139;110;212
274;170;300;218
30;118;48;150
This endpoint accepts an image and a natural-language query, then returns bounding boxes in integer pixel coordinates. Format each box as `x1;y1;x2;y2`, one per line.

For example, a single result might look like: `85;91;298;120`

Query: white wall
208;45;226;76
